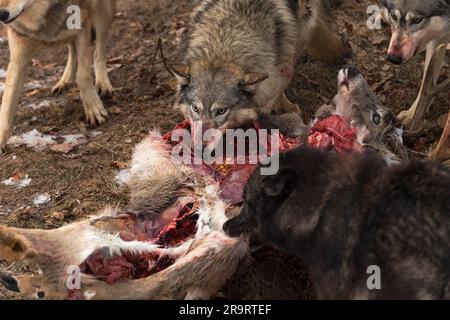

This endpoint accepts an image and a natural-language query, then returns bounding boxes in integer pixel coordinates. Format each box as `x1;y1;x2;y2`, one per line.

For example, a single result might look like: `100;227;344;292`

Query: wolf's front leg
93;3;115;97
75;21;108;126
0;30;37;154
398;39;448;129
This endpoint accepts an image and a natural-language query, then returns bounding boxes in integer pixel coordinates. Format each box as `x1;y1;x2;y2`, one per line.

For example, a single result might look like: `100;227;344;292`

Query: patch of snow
89;130;103;138
2;175;32;189
33;193;51;206
8;129;88;151
8;129;56;149
114;169;130;187
62;134;86;146
27;100;51;110
25;80;49;90
0;68;6;79
0;206;12;216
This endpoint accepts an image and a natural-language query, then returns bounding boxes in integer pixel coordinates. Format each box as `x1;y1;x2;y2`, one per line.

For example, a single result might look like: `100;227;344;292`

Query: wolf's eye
191;105;199;113
411;17;423;25
217;109;227;115
390;12;397;21
372;111;381;125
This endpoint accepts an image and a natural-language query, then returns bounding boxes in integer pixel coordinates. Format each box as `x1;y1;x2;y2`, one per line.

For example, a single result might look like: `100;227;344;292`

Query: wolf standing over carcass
0;0;116;154
164;0;348;139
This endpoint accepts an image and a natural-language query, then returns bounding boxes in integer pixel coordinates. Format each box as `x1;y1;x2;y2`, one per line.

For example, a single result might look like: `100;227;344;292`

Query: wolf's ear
238;73;268;94
166;64;191;86
261;166;296;197
157;38;191;86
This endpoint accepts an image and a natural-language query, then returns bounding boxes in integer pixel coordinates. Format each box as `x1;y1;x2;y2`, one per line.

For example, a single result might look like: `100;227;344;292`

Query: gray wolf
164;0;347;138
381;0;450;127
224;146;450;299
0;0;116;154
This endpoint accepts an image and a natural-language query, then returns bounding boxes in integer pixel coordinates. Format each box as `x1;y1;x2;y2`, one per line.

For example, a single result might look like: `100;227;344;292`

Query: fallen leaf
50;211;65;220
113;161;128;169
51;144;74;154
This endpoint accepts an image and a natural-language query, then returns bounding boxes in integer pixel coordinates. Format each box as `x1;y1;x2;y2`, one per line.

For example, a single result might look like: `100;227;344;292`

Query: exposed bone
408;43;449;131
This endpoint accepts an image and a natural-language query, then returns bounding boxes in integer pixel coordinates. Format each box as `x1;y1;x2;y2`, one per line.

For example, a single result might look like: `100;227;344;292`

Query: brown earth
0;0;448;300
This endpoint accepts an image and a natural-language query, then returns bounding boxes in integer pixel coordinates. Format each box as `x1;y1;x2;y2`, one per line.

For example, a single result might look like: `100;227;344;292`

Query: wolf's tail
302;0;349;62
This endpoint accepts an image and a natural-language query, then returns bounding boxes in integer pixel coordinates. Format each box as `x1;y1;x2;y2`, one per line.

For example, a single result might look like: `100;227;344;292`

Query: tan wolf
0;0;116;154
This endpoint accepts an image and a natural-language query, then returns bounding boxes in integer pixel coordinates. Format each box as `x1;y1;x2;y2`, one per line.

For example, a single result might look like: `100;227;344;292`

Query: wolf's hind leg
52;43;77;95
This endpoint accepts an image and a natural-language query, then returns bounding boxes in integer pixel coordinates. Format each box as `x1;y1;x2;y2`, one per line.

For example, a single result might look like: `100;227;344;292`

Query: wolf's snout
386;54;403;65
0;10;10;23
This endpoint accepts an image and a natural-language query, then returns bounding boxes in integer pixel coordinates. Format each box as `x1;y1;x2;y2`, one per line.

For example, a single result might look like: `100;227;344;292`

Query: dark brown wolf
224;146;450;299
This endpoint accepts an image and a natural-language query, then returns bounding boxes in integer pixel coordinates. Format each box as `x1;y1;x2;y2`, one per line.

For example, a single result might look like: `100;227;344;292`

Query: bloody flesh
77;116;359;289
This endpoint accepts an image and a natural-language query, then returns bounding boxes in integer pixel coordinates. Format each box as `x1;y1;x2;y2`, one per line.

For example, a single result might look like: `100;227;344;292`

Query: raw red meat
77;116;359;290
307;115;360;154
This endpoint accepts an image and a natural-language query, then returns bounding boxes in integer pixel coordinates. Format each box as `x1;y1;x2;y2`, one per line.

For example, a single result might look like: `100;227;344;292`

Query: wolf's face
170;64;267;132
223;147;329;242
381;0;450;64
0;0;55;27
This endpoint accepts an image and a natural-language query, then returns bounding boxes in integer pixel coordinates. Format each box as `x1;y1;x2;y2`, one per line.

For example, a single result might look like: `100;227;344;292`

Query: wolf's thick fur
0;0;116;153
224;147;450;299
168;0;346;135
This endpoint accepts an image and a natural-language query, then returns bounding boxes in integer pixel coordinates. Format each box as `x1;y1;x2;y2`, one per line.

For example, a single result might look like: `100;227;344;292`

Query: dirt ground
0;0;448;300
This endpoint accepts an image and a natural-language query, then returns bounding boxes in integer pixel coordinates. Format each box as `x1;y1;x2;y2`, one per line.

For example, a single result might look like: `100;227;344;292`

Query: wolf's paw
82;94;109;126
0;130;10;156
0;227;37;263
51;81;73;95
95;79;114;98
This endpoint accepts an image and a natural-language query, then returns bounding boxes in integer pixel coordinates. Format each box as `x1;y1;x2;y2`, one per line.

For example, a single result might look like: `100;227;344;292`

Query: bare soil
0;0;448;300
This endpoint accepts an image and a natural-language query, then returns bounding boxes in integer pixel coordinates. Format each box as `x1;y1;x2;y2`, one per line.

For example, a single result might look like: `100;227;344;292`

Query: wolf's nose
0;10;10;23
386;54;403;65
